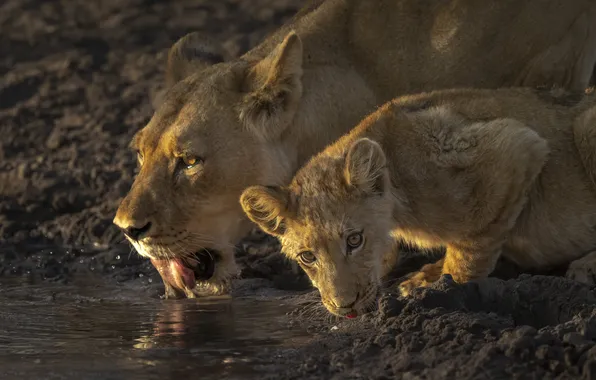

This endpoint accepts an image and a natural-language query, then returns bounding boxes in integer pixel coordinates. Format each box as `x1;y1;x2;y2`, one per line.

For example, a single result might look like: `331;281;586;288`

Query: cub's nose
328;293;359;309
114;217;153;241
337;298;357;309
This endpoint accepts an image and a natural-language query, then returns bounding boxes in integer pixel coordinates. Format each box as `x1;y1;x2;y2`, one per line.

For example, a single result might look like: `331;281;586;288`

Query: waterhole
0;277;311;379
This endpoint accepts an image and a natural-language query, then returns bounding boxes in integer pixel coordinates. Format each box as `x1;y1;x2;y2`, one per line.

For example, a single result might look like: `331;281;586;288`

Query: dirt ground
1;0;595;379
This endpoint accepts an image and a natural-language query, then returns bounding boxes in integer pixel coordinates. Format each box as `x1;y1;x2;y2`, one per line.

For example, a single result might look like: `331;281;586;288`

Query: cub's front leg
398;241;502;297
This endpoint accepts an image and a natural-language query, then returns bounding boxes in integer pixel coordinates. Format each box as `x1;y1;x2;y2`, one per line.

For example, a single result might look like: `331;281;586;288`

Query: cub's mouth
346;285;382;318
150;249;218;296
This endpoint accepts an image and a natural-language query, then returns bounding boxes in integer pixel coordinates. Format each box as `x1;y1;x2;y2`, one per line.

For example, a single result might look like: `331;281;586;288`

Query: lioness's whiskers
127;243;135;260
183;233;236;250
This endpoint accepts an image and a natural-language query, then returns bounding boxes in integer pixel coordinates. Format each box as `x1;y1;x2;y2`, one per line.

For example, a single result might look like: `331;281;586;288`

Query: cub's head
113;31;304;298
241;138;395;317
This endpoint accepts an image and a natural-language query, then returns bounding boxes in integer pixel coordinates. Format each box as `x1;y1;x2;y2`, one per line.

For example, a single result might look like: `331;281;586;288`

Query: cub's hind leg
569;103;596;287
566;250;596;285
573;103;596;187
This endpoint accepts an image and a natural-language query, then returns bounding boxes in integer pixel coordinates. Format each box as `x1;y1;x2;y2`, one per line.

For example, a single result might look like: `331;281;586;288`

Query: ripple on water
0;277;311;379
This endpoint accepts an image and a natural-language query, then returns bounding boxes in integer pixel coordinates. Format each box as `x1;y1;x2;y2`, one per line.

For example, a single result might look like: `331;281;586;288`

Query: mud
273;275;596;380
1;0;595;379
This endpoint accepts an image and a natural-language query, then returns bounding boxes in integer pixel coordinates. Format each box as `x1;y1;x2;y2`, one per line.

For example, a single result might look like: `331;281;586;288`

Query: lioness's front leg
399;241;501;297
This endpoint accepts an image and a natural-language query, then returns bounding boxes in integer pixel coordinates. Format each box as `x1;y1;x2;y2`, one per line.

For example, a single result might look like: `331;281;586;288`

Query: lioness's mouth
190;249;217;281
150;249;218;292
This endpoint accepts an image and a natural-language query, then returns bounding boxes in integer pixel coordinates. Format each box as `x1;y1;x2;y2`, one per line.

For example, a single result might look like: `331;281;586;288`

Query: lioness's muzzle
151;248;219;292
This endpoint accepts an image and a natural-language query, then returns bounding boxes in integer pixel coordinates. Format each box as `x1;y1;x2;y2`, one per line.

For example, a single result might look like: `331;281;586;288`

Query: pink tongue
151;258;196;290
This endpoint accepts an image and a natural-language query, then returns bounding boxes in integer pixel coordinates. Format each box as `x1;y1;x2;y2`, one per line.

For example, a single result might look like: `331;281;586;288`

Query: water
0;277;311;380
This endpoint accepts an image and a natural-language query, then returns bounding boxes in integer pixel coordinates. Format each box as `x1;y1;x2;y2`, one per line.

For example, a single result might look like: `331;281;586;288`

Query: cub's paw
398;260;444;297
398;271;434;297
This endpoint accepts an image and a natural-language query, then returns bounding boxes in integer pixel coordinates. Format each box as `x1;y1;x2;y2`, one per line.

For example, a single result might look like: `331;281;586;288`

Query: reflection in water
0;277;310;379
133;296;236;350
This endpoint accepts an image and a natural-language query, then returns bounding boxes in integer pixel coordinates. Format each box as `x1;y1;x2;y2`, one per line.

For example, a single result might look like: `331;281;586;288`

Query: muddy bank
1;0;596;379
268;275;596;379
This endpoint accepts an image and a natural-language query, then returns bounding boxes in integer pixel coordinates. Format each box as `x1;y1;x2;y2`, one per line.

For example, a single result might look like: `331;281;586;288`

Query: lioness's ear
344;138;388;196
239;31;304;141
166;32;229;87
240;185;292;236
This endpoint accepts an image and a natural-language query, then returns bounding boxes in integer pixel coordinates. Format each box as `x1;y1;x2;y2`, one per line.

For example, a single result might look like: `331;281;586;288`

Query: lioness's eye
346;232;364;252
298;251;316;265
180;155;204;170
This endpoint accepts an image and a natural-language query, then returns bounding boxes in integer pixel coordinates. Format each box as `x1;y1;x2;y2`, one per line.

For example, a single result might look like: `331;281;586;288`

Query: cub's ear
240;185;292;236
166;32;229;87
239;31;304;142
344;138;388;196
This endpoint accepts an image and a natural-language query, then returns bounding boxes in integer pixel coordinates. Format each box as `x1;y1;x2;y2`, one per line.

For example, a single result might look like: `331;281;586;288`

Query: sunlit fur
242;87;596;316
115;0;596;297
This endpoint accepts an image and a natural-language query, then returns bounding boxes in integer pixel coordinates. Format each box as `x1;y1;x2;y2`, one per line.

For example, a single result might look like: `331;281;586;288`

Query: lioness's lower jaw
150;248;231;299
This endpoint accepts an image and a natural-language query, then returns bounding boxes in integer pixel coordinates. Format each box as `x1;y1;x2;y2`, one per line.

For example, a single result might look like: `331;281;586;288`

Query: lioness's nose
121;222;152;241
113;213;153;241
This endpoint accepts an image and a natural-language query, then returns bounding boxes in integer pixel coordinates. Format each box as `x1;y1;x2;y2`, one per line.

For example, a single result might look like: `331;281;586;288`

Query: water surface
0;277;310;380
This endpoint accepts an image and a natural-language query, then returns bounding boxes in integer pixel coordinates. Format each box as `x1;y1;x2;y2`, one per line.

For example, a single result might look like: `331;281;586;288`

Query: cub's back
391;87;596;268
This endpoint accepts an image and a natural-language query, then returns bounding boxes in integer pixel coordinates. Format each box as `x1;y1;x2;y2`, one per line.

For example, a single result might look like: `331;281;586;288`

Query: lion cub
241;87;596;318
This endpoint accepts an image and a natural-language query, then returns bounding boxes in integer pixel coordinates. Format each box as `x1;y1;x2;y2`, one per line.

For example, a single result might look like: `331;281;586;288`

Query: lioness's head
113;31;305;297
241;138;395;317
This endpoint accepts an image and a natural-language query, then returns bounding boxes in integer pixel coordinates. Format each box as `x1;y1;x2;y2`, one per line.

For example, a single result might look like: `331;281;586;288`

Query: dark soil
270;275;596;380
1;1;595;379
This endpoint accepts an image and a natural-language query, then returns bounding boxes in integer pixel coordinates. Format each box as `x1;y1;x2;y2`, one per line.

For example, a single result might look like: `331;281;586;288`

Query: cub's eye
180;155;203;170
346;232;364;251
298;251;316;265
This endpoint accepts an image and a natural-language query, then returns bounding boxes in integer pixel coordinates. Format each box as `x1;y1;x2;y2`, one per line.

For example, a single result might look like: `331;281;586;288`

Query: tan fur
113;0;596;297
241;87;596;317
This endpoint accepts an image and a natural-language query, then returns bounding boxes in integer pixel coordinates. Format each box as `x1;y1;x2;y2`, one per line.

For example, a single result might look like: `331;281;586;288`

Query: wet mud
273;275;596;379
1;0;595;379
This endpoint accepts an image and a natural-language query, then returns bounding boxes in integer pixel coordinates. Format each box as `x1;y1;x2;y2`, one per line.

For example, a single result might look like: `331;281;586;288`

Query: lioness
113;0;596;298
241;87;596;317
